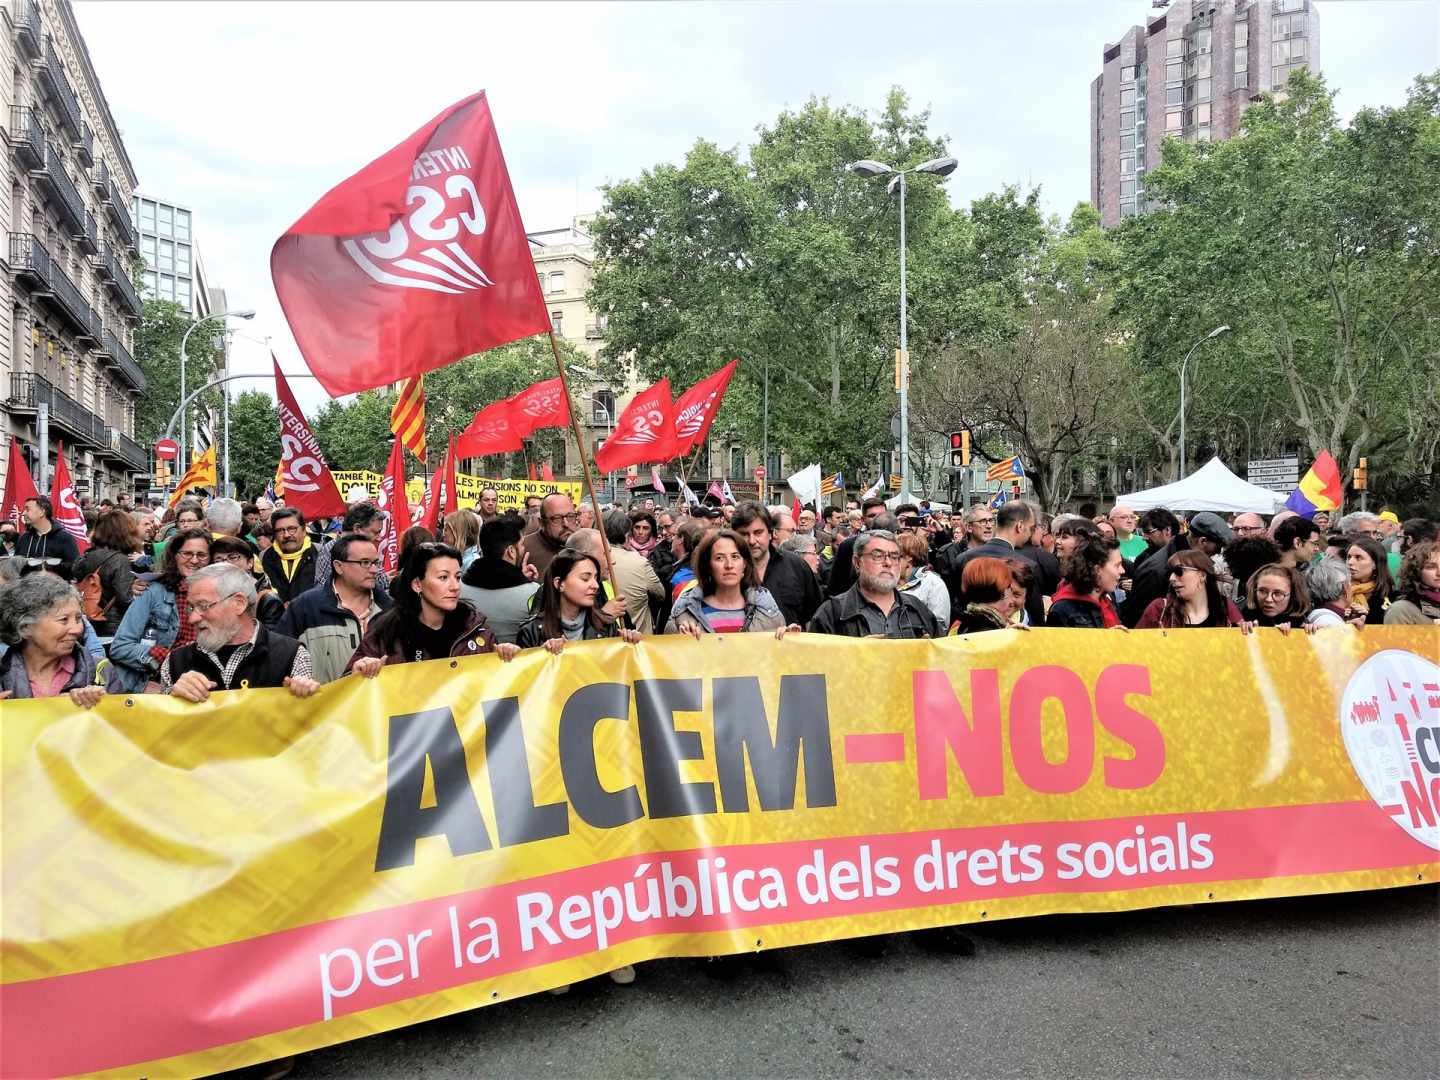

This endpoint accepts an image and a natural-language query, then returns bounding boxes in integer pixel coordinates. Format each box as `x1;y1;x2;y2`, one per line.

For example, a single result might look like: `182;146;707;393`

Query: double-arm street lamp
1177;324;1232;479
178;308;255;474
846;155;958;504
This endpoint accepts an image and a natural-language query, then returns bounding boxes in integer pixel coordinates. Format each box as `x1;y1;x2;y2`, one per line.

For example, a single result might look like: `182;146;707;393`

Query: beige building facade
1;0;146;502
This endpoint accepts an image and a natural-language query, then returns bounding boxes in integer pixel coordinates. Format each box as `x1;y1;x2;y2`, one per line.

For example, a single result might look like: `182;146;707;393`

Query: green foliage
132;299;223;446
589;88;1040;475
226;390;280;501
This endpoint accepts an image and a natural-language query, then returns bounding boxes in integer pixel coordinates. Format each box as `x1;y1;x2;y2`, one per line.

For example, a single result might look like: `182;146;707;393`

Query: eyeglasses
862;551;902;564
215;553;251;565
1168;566;1200;577
336;558;381;569
189;593;239;614
544;513;579;524
176;551;210;563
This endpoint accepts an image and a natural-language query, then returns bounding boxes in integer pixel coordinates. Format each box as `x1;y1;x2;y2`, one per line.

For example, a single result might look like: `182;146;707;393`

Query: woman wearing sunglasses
1135;549;1243;629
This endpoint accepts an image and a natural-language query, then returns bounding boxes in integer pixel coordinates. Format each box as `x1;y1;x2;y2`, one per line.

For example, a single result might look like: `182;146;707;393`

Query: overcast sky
74;0;1439;414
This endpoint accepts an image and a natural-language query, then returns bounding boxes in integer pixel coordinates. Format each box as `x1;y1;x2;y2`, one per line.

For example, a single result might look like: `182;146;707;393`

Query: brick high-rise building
1090;0;1320;227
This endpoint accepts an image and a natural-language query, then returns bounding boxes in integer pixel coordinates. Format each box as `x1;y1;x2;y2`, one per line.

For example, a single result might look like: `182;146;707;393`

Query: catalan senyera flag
390;376;427;461
1284;450;1343;518
986;455;1025;483
819;471;843;496
167;445;217;508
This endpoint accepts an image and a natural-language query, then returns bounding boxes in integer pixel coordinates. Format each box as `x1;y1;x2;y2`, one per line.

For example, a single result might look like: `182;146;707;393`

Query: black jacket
165;624;304;691
515;612;617;649
807;585;939;639
825;535;859;597
760;546;822;627
261;544;319;604
14;524;81;570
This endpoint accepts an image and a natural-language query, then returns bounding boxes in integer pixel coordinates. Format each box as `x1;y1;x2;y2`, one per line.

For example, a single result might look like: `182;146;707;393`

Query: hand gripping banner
2;628;1436;1077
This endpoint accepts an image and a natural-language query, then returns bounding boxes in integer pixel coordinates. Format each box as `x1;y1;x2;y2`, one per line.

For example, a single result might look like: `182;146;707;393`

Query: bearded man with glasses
522;493;578;578
278;533;393;683
807;530;939;638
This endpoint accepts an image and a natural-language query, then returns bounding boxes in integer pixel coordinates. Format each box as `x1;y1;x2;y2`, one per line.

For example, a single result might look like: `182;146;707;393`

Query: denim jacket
108;583;180;692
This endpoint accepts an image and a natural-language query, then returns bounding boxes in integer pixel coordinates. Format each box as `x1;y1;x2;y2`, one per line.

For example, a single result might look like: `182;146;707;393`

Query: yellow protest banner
330;469;381;498
3;629;1436;1077
402;474;583;512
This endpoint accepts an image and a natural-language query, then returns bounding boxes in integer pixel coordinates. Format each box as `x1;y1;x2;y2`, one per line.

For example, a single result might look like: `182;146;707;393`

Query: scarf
1050;583;1121;628
625;535;658;559
1348;577;1375;618
273;535;313;582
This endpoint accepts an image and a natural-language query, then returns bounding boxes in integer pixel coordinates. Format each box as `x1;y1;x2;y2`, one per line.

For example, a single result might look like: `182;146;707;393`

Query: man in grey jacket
459;517;540;644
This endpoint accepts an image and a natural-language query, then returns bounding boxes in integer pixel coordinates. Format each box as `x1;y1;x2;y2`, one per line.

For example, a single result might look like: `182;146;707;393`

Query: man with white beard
805;529;939;638
161;563;320;702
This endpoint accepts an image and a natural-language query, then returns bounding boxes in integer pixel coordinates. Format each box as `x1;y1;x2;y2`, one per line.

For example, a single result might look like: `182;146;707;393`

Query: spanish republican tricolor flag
1284;450;1343;518
390;376;427;461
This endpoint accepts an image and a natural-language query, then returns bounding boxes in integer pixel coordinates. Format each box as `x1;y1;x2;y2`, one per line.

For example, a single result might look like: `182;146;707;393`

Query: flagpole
546;331;618;587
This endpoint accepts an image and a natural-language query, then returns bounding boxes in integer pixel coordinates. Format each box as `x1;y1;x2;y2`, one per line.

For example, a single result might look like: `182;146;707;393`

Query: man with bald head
1108;505;1147;561
1231;512;1268;539
521;492;577;577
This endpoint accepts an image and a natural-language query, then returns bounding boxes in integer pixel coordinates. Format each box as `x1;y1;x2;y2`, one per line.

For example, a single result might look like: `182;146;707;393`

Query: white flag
786;463;822;508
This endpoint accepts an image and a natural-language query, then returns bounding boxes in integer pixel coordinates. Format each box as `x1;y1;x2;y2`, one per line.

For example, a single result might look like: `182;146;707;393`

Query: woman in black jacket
516;549;641;652
1046;537;1124;628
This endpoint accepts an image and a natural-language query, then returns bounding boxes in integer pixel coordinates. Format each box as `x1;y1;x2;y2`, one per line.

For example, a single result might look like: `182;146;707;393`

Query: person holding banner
347;543;518;676
1135;550;1244;629
0;574;115;702
949;557;1027;634
109;528;213;694
1046;538;1125;629
667;529;793;637
515;550;642;653
1239;563;1312;630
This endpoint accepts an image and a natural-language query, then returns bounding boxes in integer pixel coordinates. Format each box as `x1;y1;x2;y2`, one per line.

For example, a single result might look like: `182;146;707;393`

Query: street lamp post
846;155;958;504
178;308;255;475
1177;324;1231;479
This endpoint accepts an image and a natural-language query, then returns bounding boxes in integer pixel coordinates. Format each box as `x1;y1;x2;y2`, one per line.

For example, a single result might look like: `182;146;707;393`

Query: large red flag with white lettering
271;92;550;397
2;436;40;522
455;399;522;458
273;357;346;520
672;360;738;456
376;437;410;576
508;377;569;439
48;443;88;555
595;378;678;473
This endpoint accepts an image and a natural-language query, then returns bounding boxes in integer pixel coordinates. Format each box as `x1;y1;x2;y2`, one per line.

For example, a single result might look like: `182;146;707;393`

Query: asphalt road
291;886;1436;1079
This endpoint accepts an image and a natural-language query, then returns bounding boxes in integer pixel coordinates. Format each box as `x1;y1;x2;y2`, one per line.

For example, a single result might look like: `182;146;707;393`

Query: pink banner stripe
2;800;1433;1078
844;733;907;763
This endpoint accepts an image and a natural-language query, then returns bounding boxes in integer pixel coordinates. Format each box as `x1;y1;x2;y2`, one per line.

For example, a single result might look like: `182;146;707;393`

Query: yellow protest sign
2;629;1435;1077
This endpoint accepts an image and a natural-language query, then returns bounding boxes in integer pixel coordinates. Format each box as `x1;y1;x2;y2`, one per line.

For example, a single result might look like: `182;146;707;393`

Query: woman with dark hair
1241;563;1311;629
1385;541;1440;625
1222;536;1282;604
70;508;141;636
1344;536;1392;624
950;557;1024;634
1136;549;1243;628
625;509;659;560
109;528;212;692
1047;537;1124;628
666;529;790;636
349;542;515;674
0;574;116;702
516;549;643;652
397;525;436;574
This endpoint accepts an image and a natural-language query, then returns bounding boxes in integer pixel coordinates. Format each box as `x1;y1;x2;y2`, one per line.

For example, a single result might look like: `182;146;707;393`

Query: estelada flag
48;443;88;555
508;377;569;439
376;437;410;577
2;436;40;521
420;435;458;533
273;357;346;520
167;446;217;509
595;378;678;473
271;92;550;397
455;398;522;458
1284;450;1343;518
673;360;738;456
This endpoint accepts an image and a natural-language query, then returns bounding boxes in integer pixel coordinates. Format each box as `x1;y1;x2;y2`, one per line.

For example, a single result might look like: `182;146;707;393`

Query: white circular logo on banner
1338;649;1440;851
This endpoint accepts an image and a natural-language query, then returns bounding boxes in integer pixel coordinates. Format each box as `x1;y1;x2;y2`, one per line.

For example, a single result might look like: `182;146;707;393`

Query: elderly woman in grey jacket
0;574;116;703
666;529;795;637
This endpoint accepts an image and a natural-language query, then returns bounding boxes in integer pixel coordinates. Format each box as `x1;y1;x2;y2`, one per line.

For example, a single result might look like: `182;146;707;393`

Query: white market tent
1116;457;1287;514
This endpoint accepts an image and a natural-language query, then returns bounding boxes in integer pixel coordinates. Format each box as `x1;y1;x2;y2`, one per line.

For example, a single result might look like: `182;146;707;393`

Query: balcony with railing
10;105;44;168
100;246;142;317
92;155;108;195
10;232;101;341
101;328;145;393
104;176;137;250
14;0;41;57
76;210;97;255
73;118;93;167
111;429;146;472
31;139;87;234
7;372;109;448
40;37;83;138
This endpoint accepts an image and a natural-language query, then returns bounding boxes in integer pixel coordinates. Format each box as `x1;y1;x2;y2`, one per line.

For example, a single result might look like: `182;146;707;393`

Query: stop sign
154;438;179;460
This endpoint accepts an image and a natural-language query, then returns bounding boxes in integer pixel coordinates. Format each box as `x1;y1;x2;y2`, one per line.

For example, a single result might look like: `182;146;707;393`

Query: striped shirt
700;602;747;634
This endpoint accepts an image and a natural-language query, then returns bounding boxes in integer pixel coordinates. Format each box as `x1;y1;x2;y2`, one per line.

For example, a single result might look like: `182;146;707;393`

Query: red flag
48;443;89;555
595;378;678;473
421;436;458;533
271;92;550;397
273;357;346;520
673;360;738;456
456;398;522;458
527;461;537;482
509;377;569;438
707;480;725;503
2;437;40;522
377;437;410;576
540;462;554;482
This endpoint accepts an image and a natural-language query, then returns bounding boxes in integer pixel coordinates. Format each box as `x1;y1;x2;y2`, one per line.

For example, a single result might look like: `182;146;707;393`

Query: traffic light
1353;457;1368;491
949;430;970;468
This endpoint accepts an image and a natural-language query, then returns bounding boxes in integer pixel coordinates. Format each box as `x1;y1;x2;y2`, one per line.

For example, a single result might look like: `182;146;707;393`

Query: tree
226;390;280;500
133;299;224;448
589;89;1036;475
1113;70;1440;505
